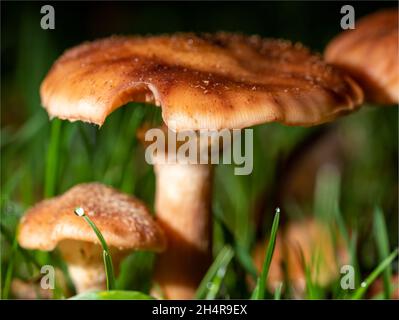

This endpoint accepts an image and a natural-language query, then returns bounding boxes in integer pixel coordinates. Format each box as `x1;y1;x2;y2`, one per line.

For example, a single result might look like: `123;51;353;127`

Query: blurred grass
373;207;393;298
195;246;234;299
1;2;398;300
44;119;62;198
2;233;18;299
351;249;398;300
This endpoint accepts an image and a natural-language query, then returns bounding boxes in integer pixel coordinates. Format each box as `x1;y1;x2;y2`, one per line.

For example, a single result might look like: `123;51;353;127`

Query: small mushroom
18;183;166;294
252;218;349;298
325;9;398;105
284;218;348;292
40;33;362;299
11;278;53;299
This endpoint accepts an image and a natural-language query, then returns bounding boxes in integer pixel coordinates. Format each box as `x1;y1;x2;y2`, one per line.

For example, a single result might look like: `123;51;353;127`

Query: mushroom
11;278;54;299
18;183;166;294
325;8;398;105
277;129;345;207
283;218;348;292
40;33;363;299
252;218;349;298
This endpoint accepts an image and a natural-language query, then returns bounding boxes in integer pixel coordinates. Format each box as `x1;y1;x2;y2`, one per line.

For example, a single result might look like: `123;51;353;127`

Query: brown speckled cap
18;183;166;252
325;9;398;105
40;33;363;131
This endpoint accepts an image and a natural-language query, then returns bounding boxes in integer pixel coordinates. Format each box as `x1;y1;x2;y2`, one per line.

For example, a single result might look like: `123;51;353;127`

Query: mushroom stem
67;264;107;294
153;161;213;299
58;240;125;294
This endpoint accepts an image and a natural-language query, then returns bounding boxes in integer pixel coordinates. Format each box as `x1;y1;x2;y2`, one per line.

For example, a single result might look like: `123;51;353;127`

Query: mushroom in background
252;218;349;298
40;33;363;299
284;218;349;292
10;269;69;300
367;274;399;299
325;9;398;105
18;183;166;294
11;279;53;300
277;127;345;208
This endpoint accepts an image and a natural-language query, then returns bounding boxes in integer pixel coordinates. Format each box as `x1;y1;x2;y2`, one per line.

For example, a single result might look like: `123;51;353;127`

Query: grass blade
234;244;259;281
0;223;42;271
302;252;318;299
333;206;361;287
195;245;234;299
351;248;398;300
251;279;261;299
205;256;232;300
103;251;115;291
373;207;392;299
213;204;258;280
2;233;19;299
274;282;283;300
44;119;62;198
251;208;280;299
116;251;155;292
74;207;116;290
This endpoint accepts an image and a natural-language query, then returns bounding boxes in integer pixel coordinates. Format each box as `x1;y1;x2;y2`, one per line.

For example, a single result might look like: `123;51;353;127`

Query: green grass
195;246;234;299
1;232;18;299
351;249;398;300
44;119;62;198
273;283;283;300
74;207;116;291
251;208;280;300
373;207;393;299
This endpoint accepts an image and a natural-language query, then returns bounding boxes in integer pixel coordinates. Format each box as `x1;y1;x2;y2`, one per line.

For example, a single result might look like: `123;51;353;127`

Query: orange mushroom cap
41;33;363;131
325;9;398;105
18;183;166;252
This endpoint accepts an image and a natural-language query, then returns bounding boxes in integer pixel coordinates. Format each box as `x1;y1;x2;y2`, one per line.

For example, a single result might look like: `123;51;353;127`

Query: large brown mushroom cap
18;183;166;252
325;9;398;105
41;33;363;131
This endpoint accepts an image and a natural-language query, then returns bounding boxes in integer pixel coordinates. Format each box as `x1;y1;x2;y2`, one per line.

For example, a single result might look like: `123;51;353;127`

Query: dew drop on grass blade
351;248;398;300
195;245;234;299
74;207;116;290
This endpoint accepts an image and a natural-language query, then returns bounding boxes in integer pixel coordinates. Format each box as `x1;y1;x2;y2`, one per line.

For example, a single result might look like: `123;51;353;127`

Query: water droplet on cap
74;207;85;217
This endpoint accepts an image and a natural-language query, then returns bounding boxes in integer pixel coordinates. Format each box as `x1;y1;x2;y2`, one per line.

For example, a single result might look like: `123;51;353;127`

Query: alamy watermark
144;128;253;175
340;264;366;290
40;265;55;290
340;5;355;30
40;5;55;30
